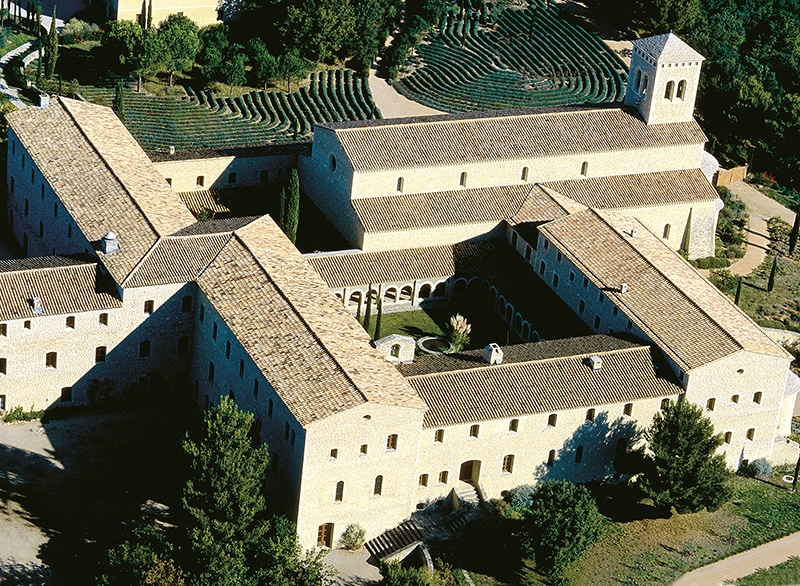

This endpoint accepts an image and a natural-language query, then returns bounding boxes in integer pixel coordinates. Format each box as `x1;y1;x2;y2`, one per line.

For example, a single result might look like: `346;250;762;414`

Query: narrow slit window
546;449;555;467
46;351;57;368
586;408;595;421
547;413;557;427
439;470;449;484
706;397;716;411
396;177;404;192
521;166;529;181
373;475;383;496
624;403;633;416
509;419;519;432
575;445;584;463
386;434;398;451
419;474;429;487
753;392;762;404
746;428;755;441
724;431;732;444
502;454;514;473
459;171;467;187
434;429;444;443
66;316;75;329
580;161;589;176
469;424;480;438
335;481;344;502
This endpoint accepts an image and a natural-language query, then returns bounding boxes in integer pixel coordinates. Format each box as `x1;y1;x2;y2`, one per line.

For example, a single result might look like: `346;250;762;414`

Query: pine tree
43;6;57;80
284;168;300;243
636;399;731;513
767;255;778;292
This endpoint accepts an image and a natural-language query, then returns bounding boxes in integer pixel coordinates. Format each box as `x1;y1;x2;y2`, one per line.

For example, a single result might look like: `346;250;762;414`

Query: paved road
368;68;445;119
672;531;800;585
727;181;797;276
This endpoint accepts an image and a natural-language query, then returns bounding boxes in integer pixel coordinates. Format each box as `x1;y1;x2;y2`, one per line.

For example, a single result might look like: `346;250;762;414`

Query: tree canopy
635;399;732;514
158;14;201;86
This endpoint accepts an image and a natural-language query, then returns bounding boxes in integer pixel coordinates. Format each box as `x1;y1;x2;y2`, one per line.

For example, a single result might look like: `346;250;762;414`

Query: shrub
751;171;776;187
3;405;46;422
767;217;791;244
741;458;772;477
59;18;101;44
338;523;366;550
709;268;737;293
692;256;731;269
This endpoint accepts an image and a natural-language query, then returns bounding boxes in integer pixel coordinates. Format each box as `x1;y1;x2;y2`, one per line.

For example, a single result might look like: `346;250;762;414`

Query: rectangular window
731;394;739;404
661;398;670;410
46;351;57;368
66;316;75;329
284;422;290;440
228;172;237;184
753;392;762;404
502;454;515;474
419;474;429;487
598;292;605;303
469;424;480;438
196;175;205;188
268;398;273;417
569;271;575;283
226;341;231;359
626;319;633;331
439;471;449;484
594;315;601;329
199;305;205;322
61;387;72;403
509;418;519;432
24;320;31;330
539;261;546;275
373;475;383;496
139;340;151;358
579;300;585;313
144;300;154;315
182;296;192;312
0;324;6;336
575;445;584;463
360;444;368;455
613;306;619;317
434;429;445;443
623;403;633;416
586;408;595;421
386;434;398;451
0;357;6;374
724;431;732;444
746;428;755;441
329;448;338;460
552;273;559;288
0;395;5;410
208;361;215;382
583;277;588;288
557;252;562;262
547;413;557;427
253;379;259;398
99;313;108;326
706;398;716;411
212;322;217;340
95;346;106;363
239;359;244;377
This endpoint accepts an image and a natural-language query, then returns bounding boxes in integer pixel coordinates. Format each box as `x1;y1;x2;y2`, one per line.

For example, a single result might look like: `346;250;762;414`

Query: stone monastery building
2;34;798;550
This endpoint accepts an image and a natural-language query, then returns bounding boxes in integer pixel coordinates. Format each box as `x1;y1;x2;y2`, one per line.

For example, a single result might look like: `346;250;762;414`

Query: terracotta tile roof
307;241;499;289
352;185;533;233
635;33;704;63
123;232;232;287
408;344;681;428
540;169;719;209
172;217;263;237
324;106;706;172
540;209;789;370
197;217;426;426
7;97;194;285
399;335;643;376
0;256;121;321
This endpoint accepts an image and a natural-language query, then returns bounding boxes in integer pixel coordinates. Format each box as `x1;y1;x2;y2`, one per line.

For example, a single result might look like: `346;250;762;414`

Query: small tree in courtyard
447;313;471;352
635;399;731;514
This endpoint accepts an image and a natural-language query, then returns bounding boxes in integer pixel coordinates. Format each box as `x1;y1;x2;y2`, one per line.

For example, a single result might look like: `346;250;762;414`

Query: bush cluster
3;405;46;423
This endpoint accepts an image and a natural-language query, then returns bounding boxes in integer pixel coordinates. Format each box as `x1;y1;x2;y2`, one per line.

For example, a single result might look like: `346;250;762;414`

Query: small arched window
677;80;687;100
521;167;529;182
575;445;584;463
373;475;383;496
664;80;675;100
396;177;404;192
635;69;642;91
663;224;671;239
580;161;589;177
196;175;204;188
390;344;401;357
546;449;556;467
459;171;467;187
642;74;649;94
335;481;344;502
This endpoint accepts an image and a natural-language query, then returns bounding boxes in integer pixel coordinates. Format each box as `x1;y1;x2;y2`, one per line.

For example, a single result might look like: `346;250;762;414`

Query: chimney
100;231;120;254
38;93;50;108
620;283;629;294
483;343;503;365
588;355;602;371
169;145;176;155
630;228;638;238
30;296;44;315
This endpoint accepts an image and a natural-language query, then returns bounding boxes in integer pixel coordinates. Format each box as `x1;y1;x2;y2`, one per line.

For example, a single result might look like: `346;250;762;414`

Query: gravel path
672;531;800;586
368;68;444;119
727;181;797;276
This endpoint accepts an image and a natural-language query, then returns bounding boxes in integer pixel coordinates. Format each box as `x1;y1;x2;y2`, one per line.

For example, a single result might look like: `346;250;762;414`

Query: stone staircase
365;518;426;561
456;481;480;505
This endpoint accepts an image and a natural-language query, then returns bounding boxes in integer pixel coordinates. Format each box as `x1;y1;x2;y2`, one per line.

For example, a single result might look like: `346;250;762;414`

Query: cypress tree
278;186;287;232
147;0;152;28
112;80;125;122
34;1;41;83
43;6;57;80
734;276;742;306
364;284;373;333
789;209;800;256
285;168;300;243
767;255;778;292
374;295;383;341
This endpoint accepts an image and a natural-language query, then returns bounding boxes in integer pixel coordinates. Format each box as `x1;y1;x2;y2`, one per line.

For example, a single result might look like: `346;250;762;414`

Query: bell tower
623;33;704;125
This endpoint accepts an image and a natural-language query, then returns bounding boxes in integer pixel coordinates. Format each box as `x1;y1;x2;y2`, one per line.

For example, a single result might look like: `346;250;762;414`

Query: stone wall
153;154;297;193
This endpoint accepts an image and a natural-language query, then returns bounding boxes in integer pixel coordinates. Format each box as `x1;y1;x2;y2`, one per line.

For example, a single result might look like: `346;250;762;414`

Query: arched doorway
459;460;481;485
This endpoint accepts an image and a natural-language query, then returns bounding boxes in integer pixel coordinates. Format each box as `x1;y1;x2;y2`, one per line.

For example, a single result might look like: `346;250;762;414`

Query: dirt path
672;530;800;585
368;68;445;119
727;181;797;276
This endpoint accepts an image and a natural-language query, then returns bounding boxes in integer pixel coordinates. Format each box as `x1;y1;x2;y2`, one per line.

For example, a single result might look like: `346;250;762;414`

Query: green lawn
431;471;800;586
0;28;34;58
736;556;800;585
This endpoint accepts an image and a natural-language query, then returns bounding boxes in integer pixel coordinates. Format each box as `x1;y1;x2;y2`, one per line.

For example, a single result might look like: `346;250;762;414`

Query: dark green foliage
378;560;459;586
247;37;278;89
734;276;742;305
789;210;800;256
690;256;730;269
512;481;604;584
374;295;383;340
285;167;300;242
636;399;731;514
250;516;333;586
112;80;125;122
282;0;355;63
96;522;185;586
182;396;271;585
158;13;201;86
222;44;248;87
277;48;311;91
197;24;229;81
715;186;747;258
364;283;373;333
43;5;57;80
768;255;778;292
